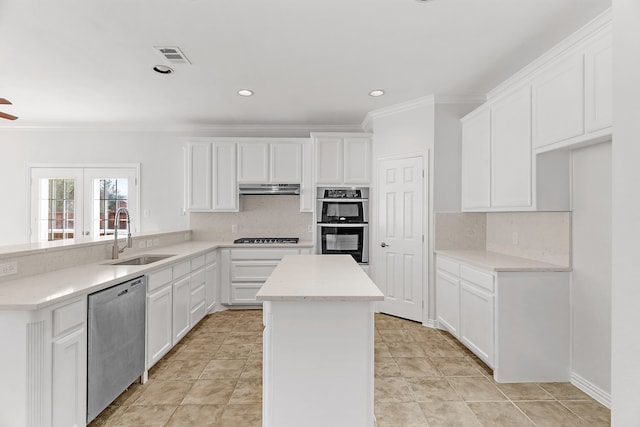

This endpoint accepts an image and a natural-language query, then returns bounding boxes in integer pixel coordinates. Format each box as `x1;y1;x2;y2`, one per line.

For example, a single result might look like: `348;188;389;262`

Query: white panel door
146;283;173;368
435;270;460;337
212;142;238;211
52;328;86;427
172;276;191;344
491;87;533;209
461;109;491;210
377;156;424;322
460;282;494;366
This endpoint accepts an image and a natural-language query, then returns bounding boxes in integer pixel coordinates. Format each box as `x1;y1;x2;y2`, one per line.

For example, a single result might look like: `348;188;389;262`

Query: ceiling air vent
154;46;191;65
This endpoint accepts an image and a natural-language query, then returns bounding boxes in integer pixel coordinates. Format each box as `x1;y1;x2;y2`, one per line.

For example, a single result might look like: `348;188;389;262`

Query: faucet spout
112;207;132;259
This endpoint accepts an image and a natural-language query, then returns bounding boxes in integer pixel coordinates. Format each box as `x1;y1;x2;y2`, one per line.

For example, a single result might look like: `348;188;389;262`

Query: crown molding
0;122;364;135
433;94;486;105
487;7;612;101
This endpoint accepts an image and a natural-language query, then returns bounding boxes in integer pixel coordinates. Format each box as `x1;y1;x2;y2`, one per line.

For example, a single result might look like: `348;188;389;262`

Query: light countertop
435;249;571;272
256;254;384;302
0;240;314;310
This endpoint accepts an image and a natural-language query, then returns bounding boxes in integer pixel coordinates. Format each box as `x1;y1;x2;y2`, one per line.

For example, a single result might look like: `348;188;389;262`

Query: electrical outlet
512;232;519;245
143;209;150;217
184;232;190;241
0;261;18;277
231;224;238;233
308;224;313;233
138;241;146;249
146;239;153;247
153;238;160;246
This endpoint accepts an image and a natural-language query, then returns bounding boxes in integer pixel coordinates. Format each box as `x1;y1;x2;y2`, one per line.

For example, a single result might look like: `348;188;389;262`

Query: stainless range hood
239;183;300;195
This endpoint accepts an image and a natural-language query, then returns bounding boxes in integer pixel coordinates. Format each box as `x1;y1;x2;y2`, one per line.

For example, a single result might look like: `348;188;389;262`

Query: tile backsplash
486;212;571;266
435;211;571;267
190;195;313;242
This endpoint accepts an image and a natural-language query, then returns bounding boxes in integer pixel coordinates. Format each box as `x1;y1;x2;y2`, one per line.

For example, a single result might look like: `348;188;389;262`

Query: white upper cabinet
212;142;239;211
491;86;532;209
585;30;612;133
270;143;302;183
237;141;302;184
313;133;372;186
532;54;585;149
186;141;212;211
238;143;269;184
299;142;314;212
461;109;491;211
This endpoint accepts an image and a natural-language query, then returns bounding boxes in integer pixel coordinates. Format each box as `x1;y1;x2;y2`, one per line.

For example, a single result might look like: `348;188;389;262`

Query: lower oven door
317;224;369;263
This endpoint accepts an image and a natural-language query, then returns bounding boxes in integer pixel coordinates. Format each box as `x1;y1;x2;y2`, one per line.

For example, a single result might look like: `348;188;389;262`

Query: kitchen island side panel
263;300;375;427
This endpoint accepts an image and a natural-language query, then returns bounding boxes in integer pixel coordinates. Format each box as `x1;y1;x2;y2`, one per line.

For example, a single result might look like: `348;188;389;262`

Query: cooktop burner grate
233;237;299;244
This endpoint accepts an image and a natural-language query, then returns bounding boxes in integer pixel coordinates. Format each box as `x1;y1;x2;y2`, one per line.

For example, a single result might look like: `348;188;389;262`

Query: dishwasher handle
117;289;129;297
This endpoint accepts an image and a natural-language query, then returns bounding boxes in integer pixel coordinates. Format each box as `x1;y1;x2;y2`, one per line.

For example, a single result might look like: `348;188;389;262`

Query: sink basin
107;254;175;266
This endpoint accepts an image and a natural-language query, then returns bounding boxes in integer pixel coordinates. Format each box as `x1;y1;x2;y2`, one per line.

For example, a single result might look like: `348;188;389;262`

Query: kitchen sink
106;254;175;266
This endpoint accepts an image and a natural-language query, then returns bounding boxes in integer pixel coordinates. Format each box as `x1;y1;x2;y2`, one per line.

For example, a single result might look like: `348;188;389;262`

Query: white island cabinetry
257;255;384;427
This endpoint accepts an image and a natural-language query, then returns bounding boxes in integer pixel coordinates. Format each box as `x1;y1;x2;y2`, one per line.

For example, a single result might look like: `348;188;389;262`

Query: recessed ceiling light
369;90;385;97
153;65;174;74
238;89;254;97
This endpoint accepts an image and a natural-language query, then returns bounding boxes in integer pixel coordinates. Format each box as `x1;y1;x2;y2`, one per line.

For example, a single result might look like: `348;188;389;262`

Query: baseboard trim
422;318;439;329
570;372;611;408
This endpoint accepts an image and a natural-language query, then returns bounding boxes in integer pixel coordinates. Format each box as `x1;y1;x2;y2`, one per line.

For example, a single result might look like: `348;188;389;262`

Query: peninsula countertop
256;254;384;302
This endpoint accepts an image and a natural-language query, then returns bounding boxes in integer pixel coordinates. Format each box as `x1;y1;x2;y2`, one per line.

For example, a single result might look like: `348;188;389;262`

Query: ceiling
0;0;610;129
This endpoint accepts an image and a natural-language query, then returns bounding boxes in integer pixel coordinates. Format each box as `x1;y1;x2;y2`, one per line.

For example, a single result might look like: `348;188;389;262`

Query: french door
29;166;139;242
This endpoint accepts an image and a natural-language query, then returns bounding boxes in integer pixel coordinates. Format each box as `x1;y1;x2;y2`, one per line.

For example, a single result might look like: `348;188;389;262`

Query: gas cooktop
233;237;299;244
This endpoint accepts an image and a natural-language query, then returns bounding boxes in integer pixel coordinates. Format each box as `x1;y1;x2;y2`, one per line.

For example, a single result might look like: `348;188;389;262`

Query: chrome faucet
112;207;132;259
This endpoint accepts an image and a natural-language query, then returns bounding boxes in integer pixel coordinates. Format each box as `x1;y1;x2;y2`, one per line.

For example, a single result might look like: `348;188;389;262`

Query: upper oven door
316;199;369;223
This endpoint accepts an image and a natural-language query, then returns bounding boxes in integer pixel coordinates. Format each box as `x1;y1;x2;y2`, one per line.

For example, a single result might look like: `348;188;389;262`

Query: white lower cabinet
221;247;313;305
172;275;191;344
460;282;494;367
205;251;218;313
435;270;460;337
435;254;570;382
146;283;173;368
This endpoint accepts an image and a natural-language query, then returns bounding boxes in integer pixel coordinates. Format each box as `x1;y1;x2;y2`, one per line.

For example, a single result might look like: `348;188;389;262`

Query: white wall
571;142;612;402
369;98;435;324
0;129;189;245
611;0;640;424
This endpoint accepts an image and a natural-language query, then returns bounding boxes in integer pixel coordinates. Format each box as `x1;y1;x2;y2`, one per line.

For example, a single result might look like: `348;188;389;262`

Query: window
29;166;139;242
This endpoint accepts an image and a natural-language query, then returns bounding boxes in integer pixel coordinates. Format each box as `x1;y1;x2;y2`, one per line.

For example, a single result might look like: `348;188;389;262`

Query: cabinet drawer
191;255;205;270
191;269;205;288
205;251;217;265
147;267;173;292
436;257;460;277
231;283;263;304
191;284;205;308
460;265;494;292
173;261;191;279
52;298;86;337
230;249;298;260
231;261;279;281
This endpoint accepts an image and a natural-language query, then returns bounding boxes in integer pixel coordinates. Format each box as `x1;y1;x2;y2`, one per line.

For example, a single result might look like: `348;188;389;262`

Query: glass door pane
30;168;84;242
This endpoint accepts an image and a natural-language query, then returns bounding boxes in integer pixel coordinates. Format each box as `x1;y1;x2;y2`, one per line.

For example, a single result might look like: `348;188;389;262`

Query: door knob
380;242;390;248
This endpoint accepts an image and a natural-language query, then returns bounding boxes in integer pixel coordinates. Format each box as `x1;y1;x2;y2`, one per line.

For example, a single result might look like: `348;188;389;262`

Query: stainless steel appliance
87;276;146;423
317;187;369;224
234;237;299;244
317;223;369;263
316;187;369;263
239;183;300;195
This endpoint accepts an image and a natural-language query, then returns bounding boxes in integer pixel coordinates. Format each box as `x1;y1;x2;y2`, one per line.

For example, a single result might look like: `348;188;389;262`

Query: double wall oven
316;187;369;264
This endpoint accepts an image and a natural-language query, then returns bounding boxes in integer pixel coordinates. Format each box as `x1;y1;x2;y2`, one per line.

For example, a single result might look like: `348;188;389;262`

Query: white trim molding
571;371;611;408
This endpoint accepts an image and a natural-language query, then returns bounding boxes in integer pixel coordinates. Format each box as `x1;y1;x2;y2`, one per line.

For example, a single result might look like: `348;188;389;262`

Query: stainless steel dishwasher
87;276;146;423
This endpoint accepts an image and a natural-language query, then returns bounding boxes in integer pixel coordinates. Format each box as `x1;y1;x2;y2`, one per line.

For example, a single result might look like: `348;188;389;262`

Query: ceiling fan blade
0;111;18;120
0;98;12;105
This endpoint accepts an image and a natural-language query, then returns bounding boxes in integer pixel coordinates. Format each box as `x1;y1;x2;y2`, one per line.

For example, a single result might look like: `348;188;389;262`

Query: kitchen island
256;254;384;427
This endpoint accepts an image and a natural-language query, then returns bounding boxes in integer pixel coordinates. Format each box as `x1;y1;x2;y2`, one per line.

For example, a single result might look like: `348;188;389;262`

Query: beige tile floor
89;310;610;427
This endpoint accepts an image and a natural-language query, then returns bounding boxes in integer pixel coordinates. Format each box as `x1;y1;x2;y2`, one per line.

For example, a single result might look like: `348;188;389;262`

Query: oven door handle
317;198;369;202
317;223;369;228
